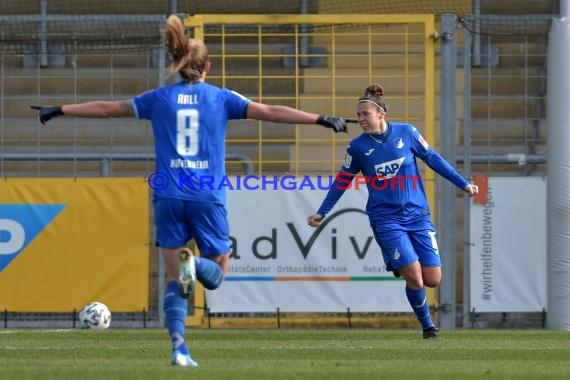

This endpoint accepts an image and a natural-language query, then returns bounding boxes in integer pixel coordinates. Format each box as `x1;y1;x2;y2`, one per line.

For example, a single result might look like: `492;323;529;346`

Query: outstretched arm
246;102;348;133
247;102;318;124
422;150;478;197
410;127;478;197
62;101;133;118
31;100;133;124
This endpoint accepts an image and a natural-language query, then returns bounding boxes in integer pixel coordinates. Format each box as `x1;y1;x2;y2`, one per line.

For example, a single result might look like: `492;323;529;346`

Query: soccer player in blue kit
31;15;348;366
307;84;478;339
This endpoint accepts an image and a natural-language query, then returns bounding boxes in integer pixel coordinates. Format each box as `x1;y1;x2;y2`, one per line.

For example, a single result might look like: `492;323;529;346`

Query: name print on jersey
177;94;199;105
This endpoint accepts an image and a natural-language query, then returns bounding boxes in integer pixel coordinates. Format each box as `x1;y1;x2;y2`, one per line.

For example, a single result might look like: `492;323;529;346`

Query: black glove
30;105;64;125
316;115;348;133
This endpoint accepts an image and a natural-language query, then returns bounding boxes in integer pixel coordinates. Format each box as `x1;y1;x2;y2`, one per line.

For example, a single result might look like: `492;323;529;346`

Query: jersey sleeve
316;144;360;218
223;89;251;120
410;124;468;190
422;150;469;190
409;125;432;159
132;88;161;120
340;144;361;175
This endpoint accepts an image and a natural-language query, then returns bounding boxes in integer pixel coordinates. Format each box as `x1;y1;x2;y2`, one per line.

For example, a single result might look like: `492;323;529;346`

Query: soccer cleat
178;248;197;298
423;326;440;339
171;350;199;367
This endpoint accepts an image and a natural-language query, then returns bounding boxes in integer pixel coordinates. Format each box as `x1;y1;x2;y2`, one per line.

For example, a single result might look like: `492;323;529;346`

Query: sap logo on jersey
0;204;65;272
374;157;405;179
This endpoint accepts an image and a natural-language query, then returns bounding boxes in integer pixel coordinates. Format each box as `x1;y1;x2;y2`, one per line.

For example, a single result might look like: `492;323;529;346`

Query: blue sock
405;286;434;329
164;281;189;355
195;256;223;290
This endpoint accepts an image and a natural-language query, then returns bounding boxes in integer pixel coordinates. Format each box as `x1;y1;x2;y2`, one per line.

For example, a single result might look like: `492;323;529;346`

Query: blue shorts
153;198;230;256
371;220;441;271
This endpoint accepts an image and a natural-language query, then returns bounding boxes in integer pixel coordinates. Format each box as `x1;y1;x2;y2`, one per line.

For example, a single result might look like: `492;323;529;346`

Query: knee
422;271;441;288
400;263;424;289
404;274;424;289
422;269;441;288
423;279;440;288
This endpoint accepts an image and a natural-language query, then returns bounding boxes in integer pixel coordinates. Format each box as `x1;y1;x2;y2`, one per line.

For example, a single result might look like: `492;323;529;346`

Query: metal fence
0;9;557;328
457;14;552;328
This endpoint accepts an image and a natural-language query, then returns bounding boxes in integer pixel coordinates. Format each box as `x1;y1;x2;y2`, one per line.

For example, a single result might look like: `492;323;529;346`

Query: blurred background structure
0;0;560;328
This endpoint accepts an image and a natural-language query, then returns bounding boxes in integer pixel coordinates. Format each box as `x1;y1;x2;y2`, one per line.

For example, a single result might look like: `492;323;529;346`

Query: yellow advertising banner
0;178;149;312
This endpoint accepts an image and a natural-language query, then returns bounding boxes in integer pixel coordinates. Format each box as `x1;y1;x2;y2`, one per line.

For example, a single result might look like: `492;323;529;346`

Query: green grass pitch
1;328;569;380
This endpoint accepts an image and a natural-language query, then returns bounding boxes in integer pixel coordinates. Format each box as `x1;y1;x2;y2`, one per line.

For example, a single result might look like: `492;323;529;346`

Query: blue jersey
317;122;468;226
132;81;250;204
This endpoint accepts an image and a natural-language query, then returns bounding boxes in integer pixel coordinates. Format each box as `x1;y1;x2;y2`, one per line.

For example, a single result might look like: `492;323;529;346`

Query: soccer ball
79;301;111;330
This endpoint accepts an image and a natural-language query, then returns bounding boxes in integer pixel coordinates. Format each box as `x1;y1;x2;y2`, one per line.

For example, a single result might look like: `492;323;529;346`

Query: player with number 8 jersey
30;14;350;367
133;83;250;204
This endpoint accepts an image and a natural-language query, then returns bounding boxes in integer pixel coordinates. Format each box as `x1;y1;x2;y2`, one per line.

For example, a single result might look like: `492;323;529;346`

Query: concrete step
0;1;165;13
301;67;464;95
286;141;549;174
310;23;429;46
202;43;303;75
471;67;546;95
495;55;546;68
460;143;546;156
1;117;296;146
493;42;547;67
325;53;431;70
227;121;295;141
1;51;156;69
317;0;472;14
1;117;152;145
471;97;544;118
72;52;157;68
4;68;296;98
464;118;547;143
0;144;288;177
469;162;546;175
208;43;296;55
492;41;547;55
4;43;296;70
481;34;548;45
288;142;350;173
0;161;108;177
0;146;157;177
480;0;557;14
1;0;307;14
298;93;463;123
310;41;433;54
4;68;157;96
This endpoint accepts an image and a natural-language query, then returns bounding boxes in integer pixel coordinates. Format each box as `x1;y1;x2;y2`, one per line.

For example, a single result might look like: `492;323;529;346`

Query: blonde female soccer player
32;15;348;367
